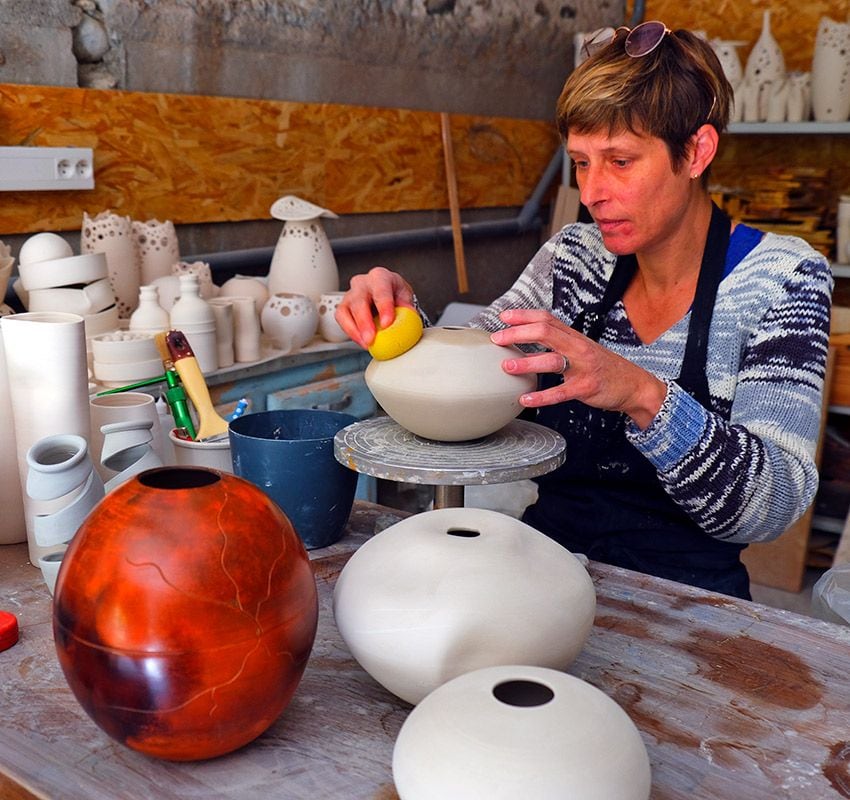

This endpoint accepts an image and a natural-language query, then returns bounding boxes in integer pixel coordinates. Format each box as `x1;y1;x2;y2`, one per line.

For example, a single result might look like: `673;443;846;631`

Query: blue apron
523;203;751;599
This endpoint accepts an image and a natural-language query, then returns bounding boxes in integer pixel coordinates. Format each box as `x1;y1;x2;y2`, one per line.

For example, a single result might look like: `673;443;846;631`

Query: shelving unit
728;121;850;135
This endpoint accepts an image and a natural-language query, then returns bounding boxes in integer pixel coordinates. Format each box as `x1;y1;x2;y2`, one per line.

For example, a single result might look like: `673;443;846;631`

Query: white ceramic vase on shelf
743;11;785;120
207;297;235;369
267;195;339;304
128;285;170;334
333;507;596;706
218;275;269;315
172;260;217;300
392;665;651;800
261;292;318;354
317;291;349;343
2;312;91;565
811;17;850;122
365;326;536;441
169;273;217;373
231;296;262;363
132;218;180;285
786;71;812;122
81;210;140;319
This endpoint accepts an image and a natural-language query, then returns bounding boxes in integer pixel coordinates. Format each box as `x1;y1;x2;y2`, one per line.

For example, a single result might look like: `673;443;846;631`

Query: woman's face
566;128;693;257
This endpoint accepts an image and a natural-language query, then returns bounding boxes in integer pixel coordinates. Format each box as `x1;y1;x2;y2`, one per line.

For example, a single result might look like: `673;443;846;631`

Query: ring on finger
555;354;570;375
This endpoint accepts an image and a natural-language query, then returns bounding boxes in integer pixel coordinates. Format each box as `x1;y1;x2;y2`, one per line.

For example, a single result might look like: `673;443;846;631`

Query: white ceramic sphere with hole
392;665;651;800
333;507;596;705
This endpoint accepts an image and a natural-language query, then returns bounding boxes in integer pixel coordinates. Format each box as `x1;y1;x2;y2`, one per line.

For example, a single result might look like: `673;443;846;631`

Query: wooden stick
440;112;469;295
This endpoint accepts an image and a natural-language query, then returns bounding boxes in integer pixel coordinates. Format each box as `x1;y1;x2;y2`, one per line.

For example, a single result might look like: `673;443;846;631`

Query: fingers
334;267;414;348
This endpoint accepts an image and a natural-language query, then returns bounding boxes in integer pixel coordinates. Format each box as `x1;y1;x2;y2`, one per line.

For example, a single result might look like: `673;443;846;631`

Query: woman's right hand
334;266;416;349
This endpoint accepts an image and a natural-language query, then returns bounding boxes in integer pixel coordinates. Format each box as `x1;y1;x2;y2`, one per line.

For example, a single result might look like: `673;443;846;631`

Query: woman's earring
691;172;700;180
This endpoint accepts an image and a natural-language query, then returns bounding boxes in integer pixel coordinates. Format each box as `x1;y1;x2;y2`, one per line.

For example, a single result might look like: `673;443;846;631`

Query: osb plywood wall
0;83;560;236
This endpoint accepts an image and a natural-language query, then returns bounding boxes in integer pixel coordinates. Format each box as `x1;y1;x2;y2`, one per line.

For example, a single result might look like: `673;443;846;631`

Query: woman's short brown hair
556;27;732;178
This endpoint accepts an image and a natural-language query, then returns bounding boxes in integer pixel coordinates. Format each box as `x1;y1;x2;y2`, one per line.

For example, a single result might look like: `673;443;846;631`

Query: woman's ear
689;124;719;179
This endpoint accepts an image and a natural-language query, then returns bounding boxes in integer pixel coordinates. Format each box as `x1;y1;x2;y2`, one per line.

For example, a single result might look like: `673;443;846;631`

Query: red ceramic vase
53;467;318;761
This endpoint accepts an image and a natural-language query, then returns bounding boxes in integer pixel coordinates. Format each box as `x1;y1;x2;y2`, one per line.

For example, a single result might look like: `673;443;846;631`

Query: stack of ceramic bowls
17;232;119;340
90;331;163;388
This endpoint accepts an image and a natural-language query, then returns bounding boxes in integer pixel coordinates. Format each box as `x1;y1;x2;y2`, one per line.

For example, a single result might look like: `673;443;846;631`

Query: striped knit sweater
469;222;833;544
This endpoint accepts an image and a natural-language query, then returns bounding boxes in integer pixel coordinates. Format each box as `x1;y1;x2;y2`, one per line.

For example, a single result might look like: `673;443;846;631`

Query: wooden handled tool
440;112;469;295
164;330;229;441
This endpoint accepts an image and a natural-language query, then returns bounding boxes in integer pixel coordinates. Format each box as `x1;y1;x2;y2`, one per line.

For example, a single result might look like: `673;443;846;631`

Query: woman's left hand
490;309;667;430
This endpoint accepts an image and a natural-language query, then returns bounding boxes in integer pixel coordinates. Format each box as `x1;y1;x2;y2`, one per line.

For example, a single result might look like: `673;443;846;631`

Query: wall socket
0;146;95;191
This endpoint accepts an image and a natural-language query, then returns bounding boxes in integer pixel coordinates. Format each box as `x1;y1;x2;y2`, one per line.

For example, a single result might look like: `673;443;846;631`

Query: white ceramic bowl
27;277;116;316
91;331;159;364
83;305;121;340
18;252;109;291
93;356;163;386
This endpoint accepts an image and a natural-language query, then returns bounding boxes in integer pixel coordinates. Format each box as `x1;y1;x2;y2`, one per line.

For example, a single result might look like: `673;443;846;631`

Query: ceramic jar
261;292;318;354
710;39;746;88
172;260;217;300
81;210;140;319
811;17;850;122
128;285;170;334
333;507;596;705
207;297;235;369
170;274;217;373
132;218;180;285
744;11;785;92
392;665;651;800
0;325;25;545
231;296;262;363
317;291;349;343
218;275;269;315
53;467;318;761
267;195;340;304
365;326;536;441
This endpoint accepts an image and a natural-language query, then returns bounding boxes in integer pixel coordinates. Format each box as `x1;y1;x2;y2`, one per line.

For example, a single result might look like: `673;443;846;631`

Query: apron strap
576;202;731;407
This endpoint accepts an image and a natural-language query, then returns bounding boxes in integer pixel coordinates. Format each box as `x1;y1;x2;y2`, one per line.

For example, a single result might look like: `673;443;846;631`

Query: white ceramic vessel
18;252;108;292
267;195;340;304
365;326;536;441
18;232;73;267
261;292;318;353
333;507;596;705
392;665;651;800
81;210;140;319
128;285;170;334
208;297;235;368
168;428;232;472
811;16;850;122
0;326;25;544
743;11;785;93
317;291;349;343
231;296;262;362
132;218;180;285
218;275;269;315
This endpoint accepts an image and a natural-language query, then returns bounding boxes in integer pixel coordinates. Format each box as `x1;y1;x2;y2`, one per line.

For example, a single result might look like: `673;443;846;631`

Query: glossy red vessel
53;467;318;761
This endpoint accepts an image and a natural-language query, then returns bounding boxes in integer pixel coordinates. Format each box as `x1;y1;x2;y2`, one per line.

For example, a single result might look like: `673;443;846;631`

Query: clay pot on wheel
364;326;536;441
52;467;318;761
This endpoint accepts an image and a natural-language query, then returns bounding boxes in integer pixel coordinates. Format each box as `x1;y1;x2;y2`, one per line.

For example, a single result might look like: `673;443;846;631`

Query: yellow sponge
367;306;424;360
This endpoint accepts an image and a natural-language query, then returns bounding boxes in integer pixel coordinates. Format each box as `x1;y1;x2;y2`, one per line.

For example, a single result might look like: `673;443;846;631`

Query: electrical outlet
0;146;95;191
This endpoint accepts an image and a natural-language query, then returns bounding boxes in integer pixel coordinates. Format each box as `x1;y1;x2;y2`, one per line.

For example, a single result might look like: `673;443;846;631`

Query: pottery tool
440;111;469;295
153;332;197;440
95;375;167;396
164;330;229;441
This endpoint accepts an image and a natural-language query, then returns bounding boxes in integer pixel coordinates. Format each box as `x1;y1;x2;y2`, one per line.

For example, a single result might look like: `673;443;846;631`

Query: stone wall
0;0;625;316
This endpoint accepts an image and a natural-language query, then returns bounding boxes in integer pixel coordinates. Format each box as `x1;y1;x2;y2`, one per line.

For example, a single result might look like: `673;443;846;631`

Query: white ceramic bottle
128;285;170;334
169;274;218;373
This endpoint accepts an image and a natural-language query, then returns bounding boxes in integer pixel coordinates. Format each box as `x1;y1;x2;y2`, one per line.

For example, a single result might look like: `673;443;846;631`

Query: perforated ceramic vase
260;292;318;353
52;467;318;761
333;507;596;705
811;17;850;122
364;326;536;441
392;665;651;800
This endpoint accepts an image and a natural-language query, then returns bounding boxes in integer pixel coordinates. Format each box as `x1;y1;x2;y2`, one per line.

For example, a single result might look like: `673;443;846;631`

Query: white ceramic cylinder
261;292;318;354
218;275;269;315
2;312;91;564
333;507;596;705
208;297;235;368
838;195;850;266
168;428;232;472
89;391;165;482
0;326;26;544
231;296;262;363
392;665;651;800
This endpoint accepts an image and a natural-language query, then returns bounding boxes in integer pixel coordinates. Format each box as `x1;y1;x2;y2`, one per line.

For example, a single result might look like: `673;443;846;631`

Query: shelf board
728;121;850;134
833;263;850;279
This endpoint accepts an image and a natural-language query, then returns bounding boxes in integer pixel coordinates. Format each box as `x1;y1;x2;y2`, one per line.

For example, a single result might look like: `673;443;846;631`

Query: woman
335;23;833;599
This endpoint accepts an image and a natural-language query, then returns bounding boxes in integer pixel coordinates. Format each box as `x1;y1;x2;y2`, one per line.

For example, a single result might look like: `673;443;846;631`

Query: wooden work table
2;501;850;799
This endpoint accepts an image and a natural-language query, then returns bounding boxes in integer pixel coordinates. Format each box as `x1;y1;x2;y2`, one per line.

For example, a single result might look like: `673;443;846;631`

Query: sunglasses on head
582;20;672;60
